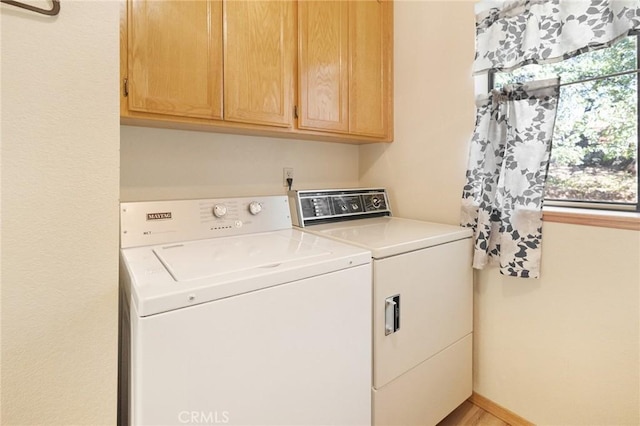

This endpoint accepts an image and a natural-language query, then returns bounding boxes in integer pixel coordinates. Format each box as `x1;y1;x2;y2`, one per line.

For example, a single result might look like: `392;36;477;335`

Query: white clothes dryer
119;195;372;426
289;188;473;426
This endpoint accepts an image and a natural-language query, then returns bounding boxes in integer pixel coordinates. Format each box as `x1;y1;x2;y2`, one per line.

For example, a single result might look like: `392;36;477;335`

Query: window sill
543;207;640;231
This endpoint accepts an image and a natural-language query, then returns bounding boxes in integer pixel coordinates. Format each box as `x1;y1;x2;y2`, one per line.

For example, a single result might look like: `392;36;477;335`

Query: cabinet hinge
123;78;129;97
294;105;298;119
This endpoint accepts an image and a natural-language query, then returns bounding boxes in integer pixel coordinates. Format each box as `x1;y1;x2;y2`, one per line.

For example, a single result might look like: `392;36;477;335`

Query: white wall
361;1;640;425
120;126;360;201
1;2;120;424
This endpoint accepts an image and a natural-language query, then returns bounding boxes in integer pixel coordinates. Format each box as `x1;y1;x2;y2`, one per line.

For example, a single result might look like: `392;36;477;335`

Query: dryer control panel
289;188;391;227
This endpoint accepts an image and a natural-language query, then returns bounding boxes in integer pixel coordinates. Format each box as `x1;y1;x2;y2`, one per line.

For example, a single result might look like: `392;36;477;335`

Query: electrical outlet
283;167;294;187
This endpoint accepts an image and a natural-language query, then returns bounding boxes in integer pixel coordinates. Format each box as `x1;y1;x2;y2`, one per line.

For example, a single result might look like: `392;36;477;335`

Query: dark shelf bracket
1;0;60;16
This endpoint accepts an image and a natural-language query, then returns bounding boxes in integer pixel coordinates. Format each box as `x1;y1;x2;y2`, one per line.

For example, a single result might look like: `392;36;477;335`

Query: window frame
488;35;640;228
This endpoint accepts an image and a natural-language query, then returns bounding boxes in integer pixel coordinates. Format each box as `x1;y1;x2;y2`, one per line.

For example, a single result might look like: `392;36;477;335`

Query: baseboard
468;392;534;426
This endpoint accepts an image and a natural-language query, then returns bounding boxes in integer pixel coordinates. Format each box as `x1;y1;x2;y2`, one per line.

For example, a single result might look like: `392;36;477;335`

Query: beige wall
2;1;637;425
360;1;640;424
474;223;640;425
120;126;360;201
1;2;120;425
360;1;476;225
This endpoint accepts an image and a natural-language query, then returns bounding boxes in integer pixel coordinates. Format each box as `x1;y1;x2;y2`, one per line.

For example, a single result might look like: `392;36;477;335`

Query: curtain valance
474;0;640;74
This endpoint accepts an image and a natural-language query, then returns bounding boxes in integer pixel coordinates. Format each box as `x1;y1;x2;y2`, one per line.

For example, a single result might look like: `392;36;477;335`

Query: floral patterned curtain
463;0;640;278
475;0;640;74
461;79;559;278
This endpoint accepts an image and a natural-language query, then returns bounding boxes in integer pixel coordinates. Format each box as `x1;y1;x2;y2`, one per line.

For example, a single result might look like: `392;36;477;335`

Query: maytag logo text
146;212;172;220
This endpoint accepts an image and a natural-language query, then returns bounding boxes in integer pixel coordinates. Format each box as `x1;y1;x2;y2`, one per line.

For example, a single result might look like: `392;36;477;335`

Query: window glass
494;36;638;209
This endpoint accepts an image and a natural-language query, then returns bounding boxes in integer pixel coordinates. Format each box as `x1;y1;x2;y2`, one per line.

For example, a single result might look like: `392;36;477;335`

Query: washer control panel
289;188;391;227
120;196;291;248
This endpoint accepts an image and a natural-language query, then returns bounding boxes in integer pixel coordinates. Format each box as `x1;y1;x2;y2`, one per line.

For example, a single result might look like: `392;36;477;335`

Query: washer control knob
371;197;381;209
213;204;227;218
248;201;262;215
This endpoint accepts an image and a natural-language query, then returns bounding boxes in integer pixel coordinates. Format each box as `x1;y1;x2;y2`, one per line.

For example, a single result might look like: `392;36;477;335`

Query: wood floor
437;400;510;426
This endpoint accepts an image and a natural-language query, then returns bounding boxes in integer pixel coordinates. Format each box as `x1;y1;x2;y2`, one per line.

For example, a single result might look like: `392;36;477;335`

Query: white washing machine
289;188;473;426
118;195;372;426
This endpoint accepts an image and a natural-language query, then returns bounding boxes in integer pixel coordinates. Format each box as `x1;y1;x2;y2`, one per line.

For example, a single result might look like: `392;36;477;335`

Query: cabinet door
298;1;349;133
349;0;392;138
224;1;295;128
128;0;223;119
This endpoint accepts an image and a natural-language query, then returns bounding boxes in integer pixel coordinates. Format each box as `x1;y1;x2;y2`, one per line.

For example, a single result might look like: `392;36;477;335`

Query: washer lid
307;216;472;259
154;233;329;281
121;228;371;316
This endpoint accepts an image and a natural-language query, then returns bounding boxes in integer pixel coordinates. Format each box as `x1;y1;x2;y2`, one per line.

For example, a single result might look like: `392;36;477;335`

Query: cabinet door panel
224;1;295;128
298;1;349;133
128;0;223;119
349;0;392;138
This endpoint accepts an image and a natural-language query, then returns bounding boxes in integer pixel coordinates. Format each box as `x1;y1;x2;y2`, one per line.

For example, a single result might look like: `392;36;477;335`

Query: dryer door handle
384;295;400;336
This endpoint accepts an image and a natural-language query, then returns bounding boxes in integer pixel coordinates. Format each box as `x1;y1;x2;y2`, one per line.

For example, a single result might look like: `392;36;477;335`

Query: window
492;35;639;212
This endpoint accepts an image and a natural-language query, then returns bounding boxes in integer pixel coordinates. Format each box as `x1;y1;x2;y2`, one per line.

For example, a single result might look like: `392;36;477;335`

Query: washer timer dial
212;204;227;218
248;201;262;215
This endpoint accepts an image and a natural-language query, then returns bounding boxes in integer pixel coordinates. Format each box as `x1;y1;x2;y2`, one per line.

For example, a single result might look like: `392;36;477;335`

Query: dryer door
372;238;472;389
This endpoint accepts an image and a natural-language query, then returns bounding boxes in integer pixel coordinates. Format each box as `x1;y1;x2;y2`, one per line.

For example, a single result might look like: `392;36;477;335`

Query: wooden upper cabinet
224;0;295;128
121;0;393;142
349;0;392;138
298;1;349;133
127;0;223;120
298;0;393;139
